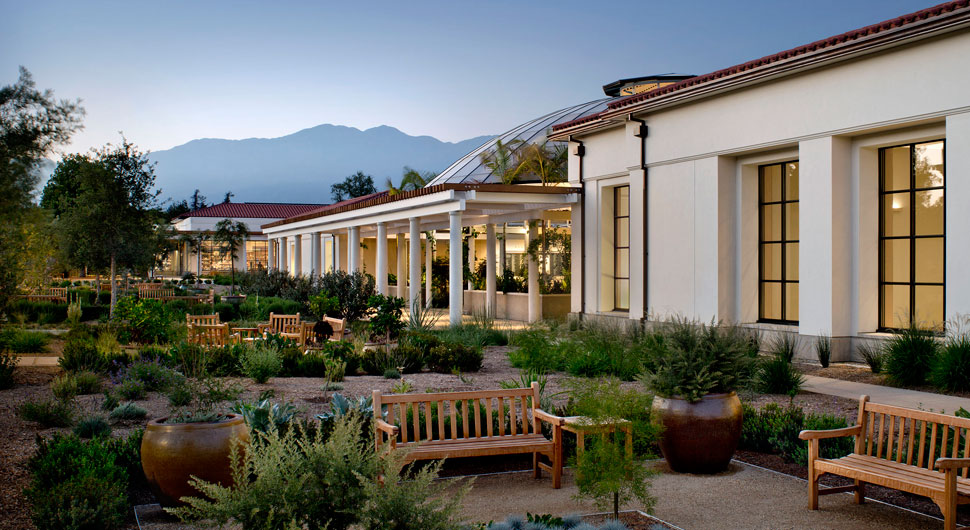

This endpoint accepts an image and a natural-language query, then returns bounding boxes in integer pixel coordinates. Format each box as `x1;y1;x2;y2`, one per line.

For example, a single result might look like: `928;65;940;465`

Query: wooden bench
187;323;236;347
372;382;564;488
186;314;220;327
801;395;970;530
22;287;69;304
323;316;346;341
258;313;301;336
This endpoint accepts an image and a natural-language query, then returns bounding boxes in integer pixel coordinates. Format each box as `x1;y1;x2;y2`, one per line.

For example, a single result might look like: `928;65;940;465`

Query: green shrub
740;402;853;466
318;270;375;321
367;294;406;342
885;324;939;386
126;358;181;391
59;337;105;373
115;378;146;400
169;415;468;530
507;328;561;373
51;373;79;400
137;344;169;363
931;334;970;392
18;398;75;427
109;402;147;420
815;334;831;368
858;342;885;374
73;416;111;439
100;390;119;412
169;341;210;378
425;342;483;373
0;329;49;353
757;354;804;397
240;346;282;384
383;368;401;379
24;431;142;530
205;344;244;376
72;371;102;394
641;318;760;402
435;323;507;348
112;296;176;344
166;379;194;407
0;351;17;389
94;329;123;357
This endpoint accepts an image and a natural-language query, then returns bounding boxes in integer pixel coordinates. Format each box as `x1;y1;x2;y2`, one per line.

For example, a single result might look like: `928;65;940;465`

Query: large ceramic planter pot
141;414;250;507
652;392;743;474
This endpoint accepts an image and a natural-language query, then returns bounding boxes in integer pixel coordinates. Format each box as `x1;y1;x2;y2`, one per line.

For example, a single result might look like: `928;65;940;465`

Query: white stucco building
263;1;970;360
548;1;970;359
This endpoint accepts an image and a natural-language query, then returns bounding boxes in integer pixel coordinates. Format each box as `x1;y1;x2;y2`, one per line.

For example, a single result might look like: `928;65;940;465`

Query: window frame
613;185;630;312
758;160;799;324
878;139;946;331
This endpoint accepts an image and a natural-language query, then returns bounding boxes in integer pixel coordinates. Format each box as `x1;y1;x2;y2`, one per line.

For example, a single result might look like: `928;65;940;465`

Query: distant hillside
146;124;493;203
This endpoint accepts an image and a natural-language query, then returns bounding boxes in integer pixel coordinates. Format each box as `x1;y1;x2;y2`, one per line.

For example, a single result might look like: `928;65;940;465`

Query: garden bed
797;362;970;399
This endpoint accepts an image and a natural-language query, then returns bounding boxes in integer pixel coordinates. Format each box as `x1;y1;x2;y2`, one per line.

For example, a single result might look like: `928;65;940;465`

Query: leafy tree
53;139;161;317
213;219;248;294
222;190;233;203
479;139;525;185
41;153;89;215
516;141;568;185
163;198;190;219
0;66;83;312
385;166;435;195
190;189;207;211
331;171;376;202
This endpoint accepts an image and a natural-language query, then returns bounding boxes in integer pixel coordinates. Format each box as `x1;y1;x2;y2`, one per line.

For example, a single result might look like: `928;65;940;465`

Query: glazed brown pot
652;392;743;474
141;414;250;507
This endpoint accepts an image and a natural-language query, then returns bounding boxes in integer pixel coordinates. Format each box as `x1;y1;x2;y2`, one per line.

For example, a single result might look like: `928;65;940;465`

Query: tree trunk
230;262;235;295
109;253;117;319
613;491;619;520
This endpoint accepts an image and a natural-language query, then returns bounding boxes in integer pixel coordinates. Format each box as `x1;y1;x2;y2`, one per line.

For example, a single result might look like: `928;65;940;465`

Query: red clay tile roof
176;202;324;221
262;184;581;229
552;0;970;133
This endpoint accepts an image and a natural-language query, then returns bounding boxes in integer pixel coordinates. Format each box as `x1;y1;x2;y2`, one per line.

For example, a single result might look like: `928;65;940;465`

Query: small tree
385;166;435;195
331;171;377;202
566;377;658;520
213;219;247;294
367;294;405;347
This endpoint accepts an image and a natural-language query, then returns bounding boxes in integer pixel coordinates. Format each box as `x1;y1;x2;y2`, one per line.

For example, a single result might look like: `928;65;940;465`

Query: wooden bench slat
462;400;469;439
474;398;482;438
380;387;534;403
485;398;493;437
412;402;421;442
437;401;446;440
424;401;433;441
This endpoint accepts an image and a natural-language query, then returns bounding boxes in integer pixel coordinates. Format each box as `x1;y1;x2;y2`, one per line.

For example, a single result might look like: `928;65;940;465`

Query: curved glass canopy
426;98;611;186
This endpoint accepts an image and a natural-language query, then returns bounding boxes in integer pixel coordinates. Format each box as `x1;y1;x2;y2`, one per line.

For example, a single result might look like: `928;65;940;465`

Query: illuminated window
759;161;799;324
879;140;945;330
201;240;233;275
614;186;630;311
246;240;267;271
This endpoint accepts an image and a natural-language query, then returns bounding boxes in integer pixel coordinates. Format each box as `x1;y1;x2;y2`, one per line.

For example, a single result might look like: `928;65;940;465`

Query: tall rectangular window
246;240;268;271
759;161;799;323
879;140;945;330
614;186;630;311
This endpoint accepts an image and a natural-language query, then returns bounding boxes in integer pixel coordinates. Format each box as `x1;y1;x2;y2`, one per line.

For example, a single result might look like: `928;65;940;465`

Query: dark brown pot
652;392;742;474
141;414;250;507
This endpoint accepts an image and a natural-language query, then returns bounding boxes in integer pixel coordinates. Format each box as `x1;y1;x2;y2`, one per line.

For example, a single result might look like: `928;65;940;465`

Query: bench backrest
266;312;300;334
324;317;346;340
49;287;68;297
856;395;970;477
187;314;221;326
373;384;541;447
187;323;231;347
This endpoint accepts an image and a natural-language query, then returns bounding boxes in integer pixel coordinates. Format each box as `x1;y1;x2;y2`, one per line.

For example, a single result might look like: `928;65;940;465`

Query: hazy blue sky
2;0;935;154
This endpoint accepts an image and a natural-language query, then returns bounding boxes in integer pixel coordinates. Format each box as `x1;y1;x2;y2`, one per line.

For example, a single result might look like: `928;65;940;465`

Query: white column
396;233;407;299
486;223;497;316
425;231;433;306
348;226;360;273
311;232;321;276
528;221;539;322
570;204;583;314
799;136;853;340
467;229;476;290
376;222;388;295
449;211;463;325
409;217;421;312
293;234;303;276
238;239;247;273
629;168;646;320
280;237;289;273
267;238;275;271
947;113;970;319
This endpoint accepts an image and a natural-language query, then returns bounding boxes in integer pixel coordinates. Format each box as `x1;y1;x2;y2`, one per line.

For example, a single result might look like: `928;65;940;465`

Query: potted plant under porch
641;319;760;473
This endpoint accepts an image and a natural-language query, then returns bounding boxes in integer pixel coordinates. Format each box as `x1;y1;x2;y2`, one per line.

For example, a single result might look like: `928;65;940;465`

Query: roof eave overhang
549;9;970;141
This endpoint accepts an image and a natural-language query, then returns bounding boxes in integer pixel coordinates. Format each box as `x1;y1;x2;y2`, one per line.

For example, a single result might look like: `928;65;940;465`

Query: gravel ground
0;344;939;529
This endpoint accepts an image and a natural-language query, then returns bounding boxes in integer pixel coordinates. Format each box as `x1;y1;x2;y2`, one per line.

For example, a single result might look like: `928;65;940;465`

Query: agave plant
315;393;384;424
230;393;300;434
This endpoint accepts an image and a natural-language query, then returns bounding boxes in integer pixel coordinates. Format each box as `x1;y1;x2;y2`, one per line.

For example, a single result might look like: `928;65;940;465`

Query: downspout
628;115;648;322
569;135;586;317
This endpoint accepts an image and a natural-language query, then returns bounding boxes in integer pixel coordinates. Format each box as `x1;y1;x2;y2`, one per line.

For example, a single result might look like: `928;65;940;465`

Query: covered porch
261;183;580;325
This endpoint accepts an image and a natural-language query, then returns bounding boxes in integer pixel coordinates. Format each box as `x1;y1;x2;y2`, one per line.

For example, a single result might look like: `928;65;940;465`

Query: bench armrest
375;419;399;436
936;458;970;471
798;425;862;441
534;409;563;426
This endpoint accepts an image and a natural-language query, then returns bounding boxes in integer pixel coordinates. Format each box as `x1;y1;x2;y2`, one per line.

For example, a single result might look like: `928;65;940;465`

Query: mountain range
144;124;493;204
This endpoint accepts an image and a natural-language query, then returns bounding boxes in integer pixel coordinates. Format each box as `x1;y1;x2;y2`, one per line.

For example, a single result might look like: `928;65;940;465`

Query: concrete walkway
15;355;59;367
804;374;970;414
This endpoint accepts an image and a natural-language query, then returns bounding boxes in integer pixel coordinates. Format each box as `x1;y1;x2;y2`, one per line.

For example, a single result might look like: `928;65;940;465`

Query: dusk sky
2;0;936;156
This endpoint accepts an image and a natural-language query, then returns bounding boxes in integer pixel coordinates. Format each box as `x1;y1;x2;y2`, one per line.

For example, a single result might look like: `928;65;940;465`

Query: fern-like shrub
885;324;939;386
240;345;282;384
857;342;885;374
640;318;760;403
169;414;468;530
